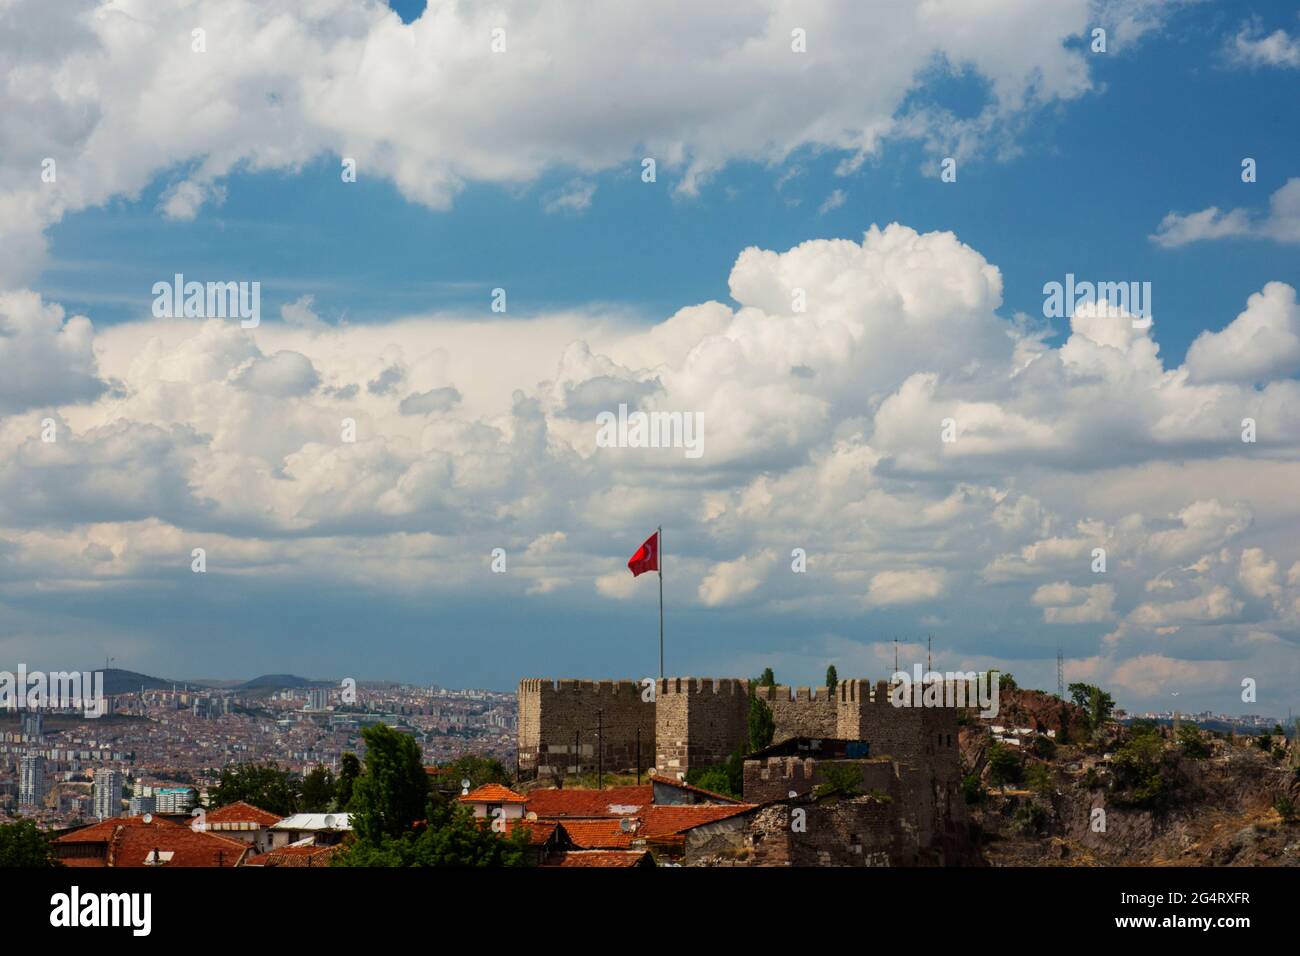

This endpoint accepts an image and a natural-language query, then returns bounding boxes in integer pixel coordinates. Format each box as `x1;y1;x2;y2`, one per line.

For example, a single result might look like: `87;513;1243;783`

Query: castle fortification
518;677;962;782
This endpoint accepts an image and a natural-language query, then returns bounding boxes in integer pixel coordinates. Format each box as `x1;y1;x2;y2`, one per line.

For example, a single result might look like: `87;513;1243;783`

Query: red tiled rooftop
554;804;755;845
458;783;528;804
244;843;338;867
544;849;652;868
505;819;559;845
638;803;756;839
111;827;249;868
558;819;636;849
524;785;652;818
55;815;183;844
56;816;250;867
206;801;282;827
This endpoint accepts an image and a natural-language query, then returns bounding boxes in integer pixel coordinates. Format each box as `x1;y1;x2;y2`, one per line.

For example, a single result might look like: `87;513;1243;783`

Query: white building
19;754;45;808
155;787;197;814
93;768;123;820
269;813;352;849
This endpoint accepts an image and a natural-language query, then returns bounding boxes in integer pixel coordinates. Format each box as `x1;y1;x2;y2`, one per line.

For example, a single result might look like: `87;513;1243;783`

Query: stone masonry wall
655;677;749;775
741;755;896;804
520;676;964;782
517;678;654;775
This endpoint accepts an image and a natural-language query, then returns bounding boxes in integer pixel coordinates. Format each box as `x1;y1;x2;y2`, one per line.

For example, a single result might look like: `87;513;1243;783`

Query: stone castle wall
654;677;750;776
516;678;655;776
518;677;963;779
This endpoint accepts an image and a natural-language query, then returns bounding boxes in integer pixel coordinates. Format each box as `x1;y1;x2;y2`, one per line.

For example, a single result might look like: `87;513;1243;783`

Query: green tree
208;763;302;816
1012;801;1049;835
1068;682;1115;731
987;740;1023;788
1025;762;1053;796
825;665;838;692
814;763;863;798
997;672;1017;692
349;724;431;845
335;752;361;810
758;668;776;687
0;820;60;868
1109;734;1172;811
685;746;746;799
1177;725;1210;759
300;766;336;812
443;754;511;790
748;687;775;753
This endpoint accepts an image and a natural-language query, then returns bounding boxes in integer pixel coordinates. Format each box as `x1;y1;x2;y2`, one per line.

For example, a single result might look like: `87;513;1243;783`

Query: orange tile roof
638;803;756;839
553;804;756;845
55;814;183;844
56;815;249;867
206;801;282;827
244;843;338;867
524;785;652;818
557;819;636;849
505;819;559;845
471;817;559;846
544;850;652;868
458;783;528;804
111;827;249;868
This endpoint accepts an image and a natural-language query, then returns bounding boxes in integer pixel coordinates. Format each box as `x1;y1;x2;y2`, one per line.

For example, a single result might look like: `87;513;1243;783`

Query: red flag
627;530;659;577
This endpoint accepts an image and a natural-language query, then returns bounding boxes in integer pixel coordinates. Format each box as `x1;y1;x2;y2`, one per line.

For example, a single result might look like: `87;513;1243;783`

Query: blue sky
3;0;1300;718
37;1;1299;368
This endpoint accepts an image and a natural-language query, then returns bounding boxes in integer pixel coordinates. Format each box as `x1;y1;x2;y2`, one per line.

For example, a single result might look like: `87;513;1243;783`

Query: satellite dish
619;818;635;833
526;811;538;821
323;814;337;829
461;777;472;795
142;813;153;824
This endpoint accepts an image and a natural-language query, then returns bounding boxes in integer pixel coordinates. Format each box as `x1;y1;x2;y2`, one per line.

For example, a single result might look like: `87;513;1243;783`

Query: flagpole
658;525;664;680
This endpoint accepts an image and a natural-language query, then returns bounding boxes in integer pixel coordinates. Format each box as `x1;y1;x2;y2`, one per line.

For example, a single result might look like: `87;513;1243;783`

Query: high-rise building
155;787;197;814
129;793;156;816
19;754;45;808
20;712;43;740
307;688;330;710
93;768;123;820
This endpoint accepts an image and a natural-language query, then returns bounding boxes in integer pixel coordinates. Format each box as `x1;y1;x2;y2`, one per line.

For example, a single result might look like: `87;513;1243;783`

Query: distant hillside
236;674;323;690
99;668;174;695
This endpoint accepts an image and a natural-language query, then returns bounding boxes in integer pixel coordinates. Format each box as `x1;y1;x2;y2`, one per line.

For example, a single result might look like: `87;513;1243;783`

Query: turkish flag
627;531;659;577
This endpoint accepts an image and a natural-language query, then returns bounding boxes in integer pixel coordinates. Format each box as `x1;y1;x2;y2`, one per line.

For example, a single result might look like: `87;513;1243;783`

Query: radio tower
1057;646;1065;699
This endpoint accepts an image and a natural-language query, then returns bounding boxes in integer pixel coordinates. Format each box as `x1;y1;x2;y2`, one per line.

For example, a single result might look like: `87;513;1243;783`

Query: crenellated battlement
518;674;963;778
754;684;833;702
657;677;749;696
